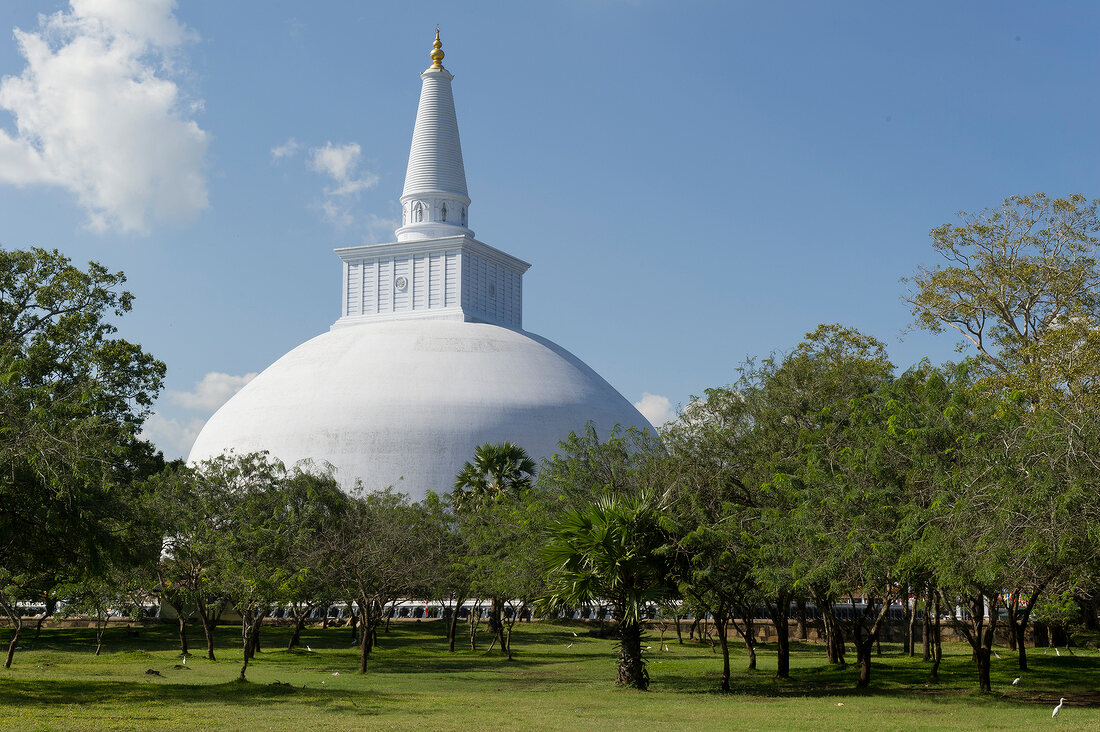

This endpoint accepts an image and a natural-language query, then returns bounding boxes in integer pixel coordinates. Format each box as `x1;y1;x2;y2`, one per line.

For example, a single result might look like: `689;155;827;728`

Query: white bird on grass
307;645;314;652
1012;677;1021;685
567;643;573;648
1053;697;1066;718
572;632;577;637
182;656;186;665
993;650;1001;659
1056;647;1061;657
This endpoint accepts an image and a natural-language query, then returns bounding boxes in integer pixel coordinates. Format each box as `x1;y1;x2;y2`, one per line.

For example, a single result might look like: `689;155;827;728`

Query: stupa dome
187;33;648;498
188;320;645;499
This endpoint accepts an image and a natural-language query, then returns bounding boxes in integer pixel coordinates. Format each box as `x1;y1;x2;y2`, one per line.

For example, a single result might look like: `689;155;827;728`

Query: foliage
0;247;166;667
542;490;679;689
451;442;536;511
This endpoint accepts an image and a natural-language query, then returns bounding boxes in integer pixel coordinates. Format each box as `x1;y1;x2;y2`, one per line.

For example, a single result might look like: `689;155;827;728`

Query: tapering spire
395;30;472;242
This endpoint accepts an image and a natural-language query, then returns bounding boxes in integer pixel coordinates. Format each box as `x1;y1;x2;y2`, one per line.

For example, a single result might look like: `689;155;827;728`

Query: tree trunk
447;607;459;652
976;646;992;692
468;605;480;651
288;615;307;651
616;620;648;690
931;595;942;681
358;608;371;673
769;593;791;679
488;597;505;653
922;591;932;662
239;609;259;681
202;617;217;660
349;608;359;644
94;612;106;656
251;617;262;656
4;612;23;669
717;615;731;691
1007;594;1018;651
905;595;917;657
856;636;873;687
814;590;844;665
177;614;189;657
33;598;57;641
1013;588;1041;672
795;600;808;641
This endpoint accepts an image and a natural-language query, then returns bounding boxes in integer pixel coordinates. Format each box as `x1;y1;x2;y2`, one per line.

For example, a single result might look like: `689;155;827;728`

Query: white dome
188;319;649;499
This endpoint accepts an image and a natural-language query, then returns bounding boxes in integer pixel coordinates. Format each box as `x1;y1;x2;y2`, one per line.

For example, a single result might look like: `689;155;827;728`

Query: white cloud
271;137;301;160
308;141;378;196
166;371;257;412
320;199;354;228
0;0;208;234
142;370;258;459
634;392;676;428
140;412;206;460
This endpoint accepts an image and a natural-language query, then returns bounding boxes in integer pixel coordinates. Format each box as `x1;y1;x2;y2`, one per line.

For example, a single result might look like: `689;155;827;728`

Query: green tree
541;490;678;690
147;462;233;660
319;487;435;674
905;192;1100;399
452;441;537;651
733;324;895;680
452;442;536;509
0;247;165;668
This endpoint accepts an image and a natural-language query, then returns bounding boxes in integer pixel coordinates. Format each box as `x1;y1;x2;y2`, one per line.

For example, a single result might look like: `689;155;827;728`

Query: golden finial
429;28;445;69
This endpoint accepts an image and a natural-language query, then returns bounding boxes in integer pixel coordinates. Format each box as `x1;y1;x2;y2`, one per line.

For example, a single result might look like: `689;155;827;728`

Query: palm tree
541;491;678;690
451;442;536;511
451;442;537;652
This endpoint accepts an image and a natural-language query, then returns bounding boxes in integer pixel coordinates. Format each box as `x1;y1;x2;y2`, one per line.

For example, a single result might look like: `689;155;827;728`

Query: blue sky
0;1;1097;458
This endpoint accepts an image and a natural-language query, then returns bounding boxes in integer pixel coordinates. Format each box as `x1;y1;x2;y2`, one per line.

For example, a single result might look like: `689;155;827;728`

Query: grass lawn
1;620;1098;730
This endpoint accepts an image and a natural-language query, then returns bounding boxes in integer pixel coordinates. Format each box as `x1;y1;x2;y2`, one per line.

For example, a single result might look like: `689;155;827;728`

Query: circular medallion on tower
395;275;408;291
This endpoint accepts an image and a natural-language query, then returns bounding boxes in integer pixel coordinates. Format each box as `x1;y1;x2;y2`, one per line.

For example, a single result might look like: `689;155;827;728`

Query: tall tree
905;192;1100;396
452;442;537;651
319;488;434;674
0;248;165;668
734;324;895;679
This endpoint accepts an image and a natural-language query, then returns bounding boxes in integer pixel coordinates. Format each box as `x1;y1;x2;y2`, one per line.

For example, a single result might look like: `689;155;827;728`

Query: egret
993;650;1001;659
307;645;314;652
1053;698;1065;718
1056;647;1061;657
572;632;577;637
567;643;573;648
1012;677;1021;685
182;657;186;666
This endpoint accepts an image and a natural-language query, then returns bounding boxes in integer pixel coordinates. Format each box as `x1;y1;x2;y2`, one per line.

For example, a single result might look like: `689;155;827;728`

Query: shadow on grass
0;677;389;717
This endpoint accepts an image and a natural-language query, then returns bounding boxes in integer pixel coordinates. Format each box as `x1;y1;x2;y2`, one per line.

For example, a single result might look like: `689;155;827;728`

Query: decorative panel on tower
334;237;529;329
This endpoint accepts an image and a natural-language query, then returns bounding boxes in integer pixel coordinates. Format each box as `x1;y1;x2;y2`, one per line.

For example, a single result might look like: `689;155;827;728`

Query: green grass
1;621;1098;730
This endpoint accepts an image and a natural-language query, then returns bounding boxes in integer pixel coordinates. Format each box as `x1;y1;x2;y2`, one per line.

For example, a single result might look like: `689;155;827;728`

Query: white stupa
188;33;648;499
